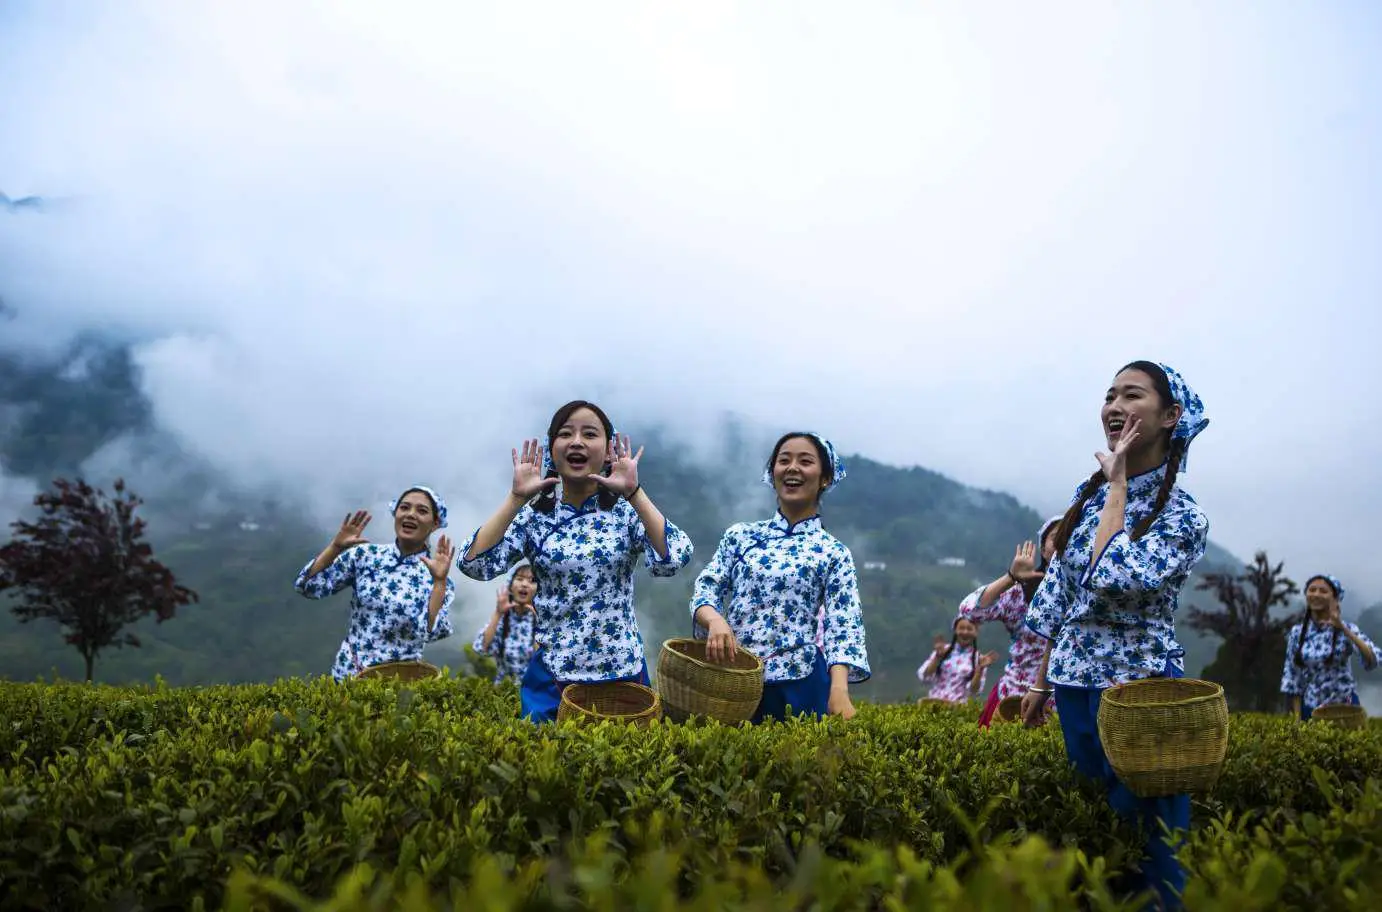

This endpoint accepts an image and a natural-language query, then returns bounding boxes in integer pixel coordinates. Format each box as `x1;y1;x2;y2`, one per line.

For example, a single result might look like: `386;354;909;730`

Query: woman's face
954;618;978;645
772;436;827;512
393;490;439;547
1101;368;1181;455
510;568;537;607
551;407;609;481
1305;577;1338;615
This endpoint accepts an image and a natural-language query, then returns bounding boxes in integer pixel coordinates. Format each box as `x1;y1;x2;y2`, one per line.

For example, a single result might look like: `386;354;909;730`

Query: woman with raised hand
294;485;456;680
1021;361;1210;911
691;432;869;722
917;617;995;704
960;517;1062;727
1280;574;1378;720
472;564;539;686
459;400;693;722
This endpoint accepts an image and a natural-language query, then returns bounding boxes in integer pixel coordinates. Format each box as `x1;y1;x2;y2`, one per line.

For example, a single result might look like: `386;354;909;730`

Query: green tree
1186;551;1297;712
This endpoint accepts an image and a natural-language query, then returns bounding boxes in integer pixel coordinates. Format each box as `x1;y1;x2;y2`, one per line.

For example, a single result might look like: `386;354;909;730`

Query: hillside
0;335;1250;700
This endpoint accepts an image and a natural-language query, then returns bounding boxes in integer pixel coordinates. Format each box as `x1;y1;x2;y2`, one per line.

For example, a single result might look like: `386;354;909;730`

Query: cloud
2;1;1381;603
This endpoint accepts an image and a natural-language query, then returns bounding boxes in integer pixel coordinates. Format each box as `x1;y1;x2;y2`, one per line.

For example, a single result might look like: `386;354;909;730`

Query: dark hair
534;400;620;514
1051;361;1184;556
1293;576;1343;668
394;488;439;520
765;432;833;497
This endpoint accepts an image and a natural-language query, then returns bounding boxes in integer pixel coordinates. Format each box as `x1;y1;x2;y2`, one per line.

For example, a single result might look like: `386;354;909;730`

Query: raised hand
978;650;999;670
932;634;948;654
591;433;643;496
494;586;512;616
420;535;455;581
1327;604;1346;630
1010;541;1039;582
1095;414;1142;484
332;511;371;551
512;439;559;499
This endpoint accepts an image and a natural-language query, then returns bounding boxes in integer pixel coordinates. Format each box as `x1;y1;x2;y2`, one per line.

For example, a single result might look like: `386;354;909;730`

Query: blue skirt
753;650;830;723
519;649;650;724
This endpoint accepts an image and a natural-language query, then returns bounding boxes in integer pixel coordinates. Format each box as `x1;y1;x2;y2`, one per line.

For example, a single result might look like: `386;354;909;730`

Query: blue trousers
1300;690;1360;721
519;649;650;724
753;650;829;723
1054;681;1191;911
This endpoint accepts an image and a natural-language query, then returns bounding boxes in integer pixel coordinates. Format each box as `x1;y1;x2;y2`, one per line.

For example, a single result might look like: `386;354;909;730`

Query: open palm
420;535;455;580
512;439;559;499
592;433;643;496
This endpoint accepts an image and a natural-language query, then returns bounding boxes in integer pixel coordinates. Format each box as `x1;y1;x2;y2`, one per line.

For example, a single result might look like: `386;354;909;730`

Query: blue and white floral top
458;495;693;682
1279;619;1379;709
294;543;455;681
1025;463;1208;689
690;512;870;683
472;609;538;684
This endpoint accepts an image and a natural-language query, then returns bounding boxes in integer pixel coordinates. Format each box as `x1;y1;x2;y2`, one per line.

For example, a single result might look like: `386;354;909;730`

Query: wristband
1027;685;1054;695
627;484;642;500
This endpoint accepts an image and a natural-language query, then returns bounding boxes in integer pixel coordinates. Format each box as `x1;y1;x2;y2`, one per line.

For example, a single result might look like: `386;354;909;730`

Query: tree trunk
83;651;95;683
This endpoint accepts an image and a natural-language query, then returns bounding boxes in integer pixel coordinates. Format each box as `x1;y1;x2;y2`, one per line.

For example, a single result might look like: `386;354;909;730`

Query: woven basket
1311;703;1367;730
356;660;441;682
656;638;765;723
995;694;1024;723
1097;678;1228;798
557;681;662;727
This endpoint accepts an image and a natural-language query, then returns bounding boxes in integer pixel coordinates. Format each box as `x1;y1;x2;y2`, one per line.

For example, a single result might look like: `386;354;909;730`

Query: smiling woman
458;400;694;722
690;431;870;722
292;485;457;680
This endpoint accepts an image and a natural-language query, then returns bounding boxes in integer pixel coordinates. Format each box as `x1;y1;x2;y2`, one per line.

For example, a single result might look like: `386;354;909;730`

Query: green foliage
1;678;1380;910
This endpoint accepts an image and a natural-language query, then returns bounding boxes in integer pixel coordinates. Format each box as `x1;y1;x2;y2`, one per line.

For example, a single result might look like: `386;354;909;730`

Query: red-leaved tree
0;477;197;681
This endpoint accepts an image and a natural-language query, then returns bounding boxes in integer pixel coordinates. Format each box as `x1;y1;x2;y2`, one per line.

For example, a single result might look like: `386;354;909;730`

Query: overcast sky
2;1;1381;607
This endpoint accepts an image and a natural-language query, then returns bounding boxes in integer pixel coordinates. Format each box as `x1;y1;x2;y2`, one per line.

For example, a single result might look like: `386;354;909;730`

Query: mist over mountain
0;328;1297;704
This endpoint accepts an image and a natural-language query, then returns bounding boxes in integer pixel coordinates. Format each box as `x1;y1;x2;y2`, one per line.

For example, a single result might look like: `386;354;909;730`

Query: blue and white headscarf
761;432;847;495
1156;362;1208;471
389;485;448;530
1307;574;1346;603
1036;514;1063;571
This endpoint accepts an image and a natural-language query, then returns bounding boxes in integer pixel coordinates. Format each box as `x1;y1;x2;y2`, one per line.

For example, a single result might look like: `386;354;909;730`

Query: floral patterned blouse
691;512;870;683
1025;462;1209;689
1279;619;1379;709
459;494;693;682
471;609;538;685
919;643;987;703
294;542;455;681
959;585;1047;702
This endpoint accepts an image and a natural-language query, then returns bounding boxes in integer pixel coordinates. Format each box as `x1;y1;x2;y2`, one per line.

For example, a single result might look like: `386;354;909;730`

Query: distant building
937;557;966;568
862;561;888;572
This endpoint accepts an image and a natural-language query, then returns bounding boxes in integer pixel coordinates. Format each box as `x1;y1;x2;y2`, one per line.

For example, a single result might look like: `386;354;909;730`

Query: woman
1021;361;1210;912
917;616;995;704
1280;574;1378;720
472;564;539;686
691;432;869;721
459;400;693;722
294;485;456;680
960;516;1063;727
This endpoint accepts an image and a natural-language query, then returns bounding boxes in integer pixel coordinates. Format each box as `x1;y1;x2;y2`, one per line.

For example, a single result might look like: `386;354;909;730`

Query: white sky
2;1;1381;605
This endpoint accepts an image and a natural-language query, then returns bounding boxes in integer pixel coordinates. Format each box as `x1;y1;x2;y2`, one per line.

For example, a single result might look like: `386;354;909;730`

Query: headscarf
761;432;847;495
1155;362;1208;471
389;485;448;529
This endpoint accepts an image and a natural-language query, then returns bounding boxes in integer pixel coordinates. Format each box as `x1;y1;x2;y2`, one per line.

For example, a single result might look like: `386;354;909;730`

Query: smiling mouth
1106;417;1126;434
400;521;418;533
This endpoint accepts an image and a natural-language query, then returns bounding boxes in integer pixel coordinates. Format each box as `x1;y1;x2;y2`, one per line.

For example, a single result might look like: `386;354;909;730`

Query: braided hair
1051;361;1186;556
1293;575;1343;668
496;566;537;669
533;400;621;515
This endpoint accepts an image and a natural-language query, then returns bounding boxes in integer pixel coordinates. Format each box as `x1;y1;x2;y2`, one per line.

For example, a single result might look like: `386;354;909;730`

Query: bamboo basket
1311;703;1367;730
356;660;441;682
995;694;1024;723
1097;678;1229;798
558;681;662;727
656;638;764;723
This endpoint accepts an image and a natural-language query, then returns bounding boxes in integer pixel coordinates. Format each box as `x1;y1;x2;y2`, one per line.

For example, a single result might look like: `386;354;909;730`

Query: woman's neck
1125;440;1170;478
1309;606;1331;623
560;476;599;506
397;539;427;557
778;500;818;526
